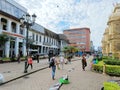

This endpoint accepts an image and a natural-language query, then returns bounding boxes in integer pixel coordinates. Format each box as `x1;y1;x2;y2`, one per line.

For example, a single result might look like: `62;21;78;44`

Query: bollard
0;74;4;84
24;60;28;73
103;63;106;74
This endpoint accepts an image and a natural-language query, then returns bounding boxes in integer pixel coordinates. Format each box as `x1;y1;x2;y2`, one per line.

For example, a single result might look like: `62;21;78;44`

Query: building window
1;18;7;30
20;27;24;35
44;36;45;42
3;25;7;30
36;34;38;42
32;33;35;41
39;36;41;42
11;22;16;33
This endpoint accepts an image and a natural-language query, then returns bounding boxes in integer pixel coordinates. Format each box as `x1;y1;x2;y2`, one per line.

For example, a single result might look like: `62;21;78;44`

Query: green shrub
105;65;120;76
2;57;10;61
104;81;120;90
92;64;103;73
104;60;120;65
102;56;108;59
92;63;120;76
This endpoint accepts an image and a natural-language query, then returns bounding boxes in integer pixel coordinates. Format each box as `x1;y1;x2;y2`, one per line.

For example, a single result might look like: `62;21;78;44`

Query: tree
62;46;78;58
0;34;9;57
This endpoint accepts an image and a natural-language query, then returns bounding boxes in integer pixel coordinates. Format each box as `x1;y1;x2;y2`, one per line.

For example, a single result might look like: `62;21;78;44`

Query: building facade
63;28;91;53
102;3;120;59
0;0;68;58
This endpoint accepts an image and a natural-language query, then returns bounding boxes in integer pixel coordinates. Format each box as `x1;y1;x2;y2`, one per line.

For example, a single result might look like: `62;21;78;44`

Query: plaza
0;56;119;90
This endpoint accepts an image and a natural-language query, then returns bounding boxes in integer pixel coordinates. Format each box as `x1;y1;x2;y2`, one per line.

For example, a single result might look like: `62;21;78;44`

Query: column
47;47;49;54
44;47;46;53
15;37;19;57
0;17;2;33
41;46;43;54
5;40;10;57
38;46;40;53
7;19;11;32
16;23;20;34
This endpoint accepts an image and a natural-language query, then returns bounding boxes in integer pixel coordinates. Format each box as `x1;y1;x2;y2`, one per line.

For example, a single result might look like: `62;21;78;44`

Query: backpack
49;58;55;67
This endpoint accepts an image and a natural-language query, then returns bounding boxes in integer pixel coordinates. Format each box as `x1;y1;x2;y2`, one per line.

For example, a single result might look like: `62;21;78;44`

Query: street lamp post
20;13;36;73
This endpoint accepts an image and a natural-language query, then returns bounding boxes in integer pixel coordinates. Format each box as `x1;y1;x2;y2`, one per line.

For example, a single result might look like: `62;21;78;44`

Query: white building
0;0;68;58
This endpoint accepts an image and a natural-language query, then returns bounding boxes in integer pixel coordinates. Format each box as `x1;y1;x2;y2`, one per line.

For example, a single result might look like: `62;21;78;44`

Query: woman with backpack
49;56;57;80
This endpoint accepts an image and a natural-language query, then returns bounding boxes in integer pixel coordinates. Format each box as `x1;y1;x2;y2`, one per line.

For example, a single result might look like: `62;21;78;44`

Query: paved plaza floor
0;56;119;90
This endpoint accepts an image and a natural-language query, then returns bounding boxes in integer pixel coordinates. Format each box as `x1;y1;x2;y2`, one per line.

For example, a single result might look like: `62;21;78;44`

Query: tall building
102;3;120;59
63;28;91;53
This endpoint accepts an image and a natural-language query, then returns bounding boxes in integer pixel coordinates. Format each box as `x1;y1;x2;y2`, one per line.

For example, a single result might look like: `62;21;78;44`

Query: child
26;55;33;69
59;55;65;69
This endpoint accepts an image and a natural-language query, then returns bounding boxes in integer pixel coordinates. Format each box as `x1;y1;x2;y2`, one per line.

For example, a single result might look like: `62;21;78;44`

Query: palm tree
0;34;9;57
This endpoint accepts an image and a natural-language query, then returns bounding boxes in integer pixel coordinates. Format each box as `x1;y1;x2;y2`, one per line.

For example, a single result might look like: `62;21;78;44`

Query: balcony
43;42;52;46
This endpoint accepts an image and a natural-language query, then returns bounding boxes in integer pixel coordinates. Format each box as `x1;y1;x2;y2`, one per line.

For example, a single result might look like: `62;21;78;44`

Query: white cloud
14;0;120;48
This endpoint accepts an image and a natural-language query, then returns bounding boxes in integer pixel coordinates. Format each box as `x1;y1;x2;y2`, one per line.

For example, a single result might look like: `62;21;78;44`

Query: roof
44;28;59;39
63;27;91;33
58;34;69;43
31;23;44;34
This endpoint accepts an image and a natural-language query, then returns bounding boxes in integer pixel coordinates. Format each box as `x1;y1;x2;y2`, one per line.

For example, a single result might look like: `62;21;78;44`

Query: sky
14;0;120;48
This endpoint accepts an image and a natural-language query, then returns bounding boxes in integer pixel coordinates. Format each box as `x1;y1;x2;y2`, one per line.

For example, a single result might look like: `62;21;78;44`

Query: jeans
51;65;56;79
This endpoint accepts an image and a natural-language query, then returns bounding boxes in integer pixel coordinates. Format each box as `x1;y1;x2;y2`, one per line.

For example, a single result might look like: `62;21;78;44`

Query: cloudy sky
14;0;120;48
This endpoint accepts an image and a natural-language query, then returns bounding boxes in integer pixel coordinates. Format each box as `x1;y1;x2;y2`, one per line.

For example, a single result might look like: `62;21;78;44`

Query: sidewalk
0;56;80;85
0;58;49;85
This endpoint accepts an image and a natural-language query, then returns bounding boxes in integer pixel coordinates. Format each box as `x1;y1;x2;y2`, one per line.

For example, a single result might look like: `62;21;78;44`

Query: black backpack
49;58;55;67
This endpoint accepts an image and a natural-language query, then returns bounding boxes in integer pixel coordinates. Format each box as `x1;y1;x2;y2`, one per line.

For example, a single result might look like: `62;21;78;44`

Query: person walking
17;54;21;63
49;56;57;80
26;55;33;69
90;56;96;71
81;54;87;71
36;53;39;63
59;55;65;70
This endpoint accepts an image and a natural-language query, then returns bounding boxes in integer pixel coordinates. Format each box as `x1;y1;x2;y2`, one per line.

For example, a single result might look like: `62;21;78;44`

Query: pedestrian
26;55;33;69
36;53;39;63
67;56;71;64
59;55;65;70
81;54;87;71
48;50;53;62
17;54;21;63
56;59;60;70
90;57;96;71
49;56;57;80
